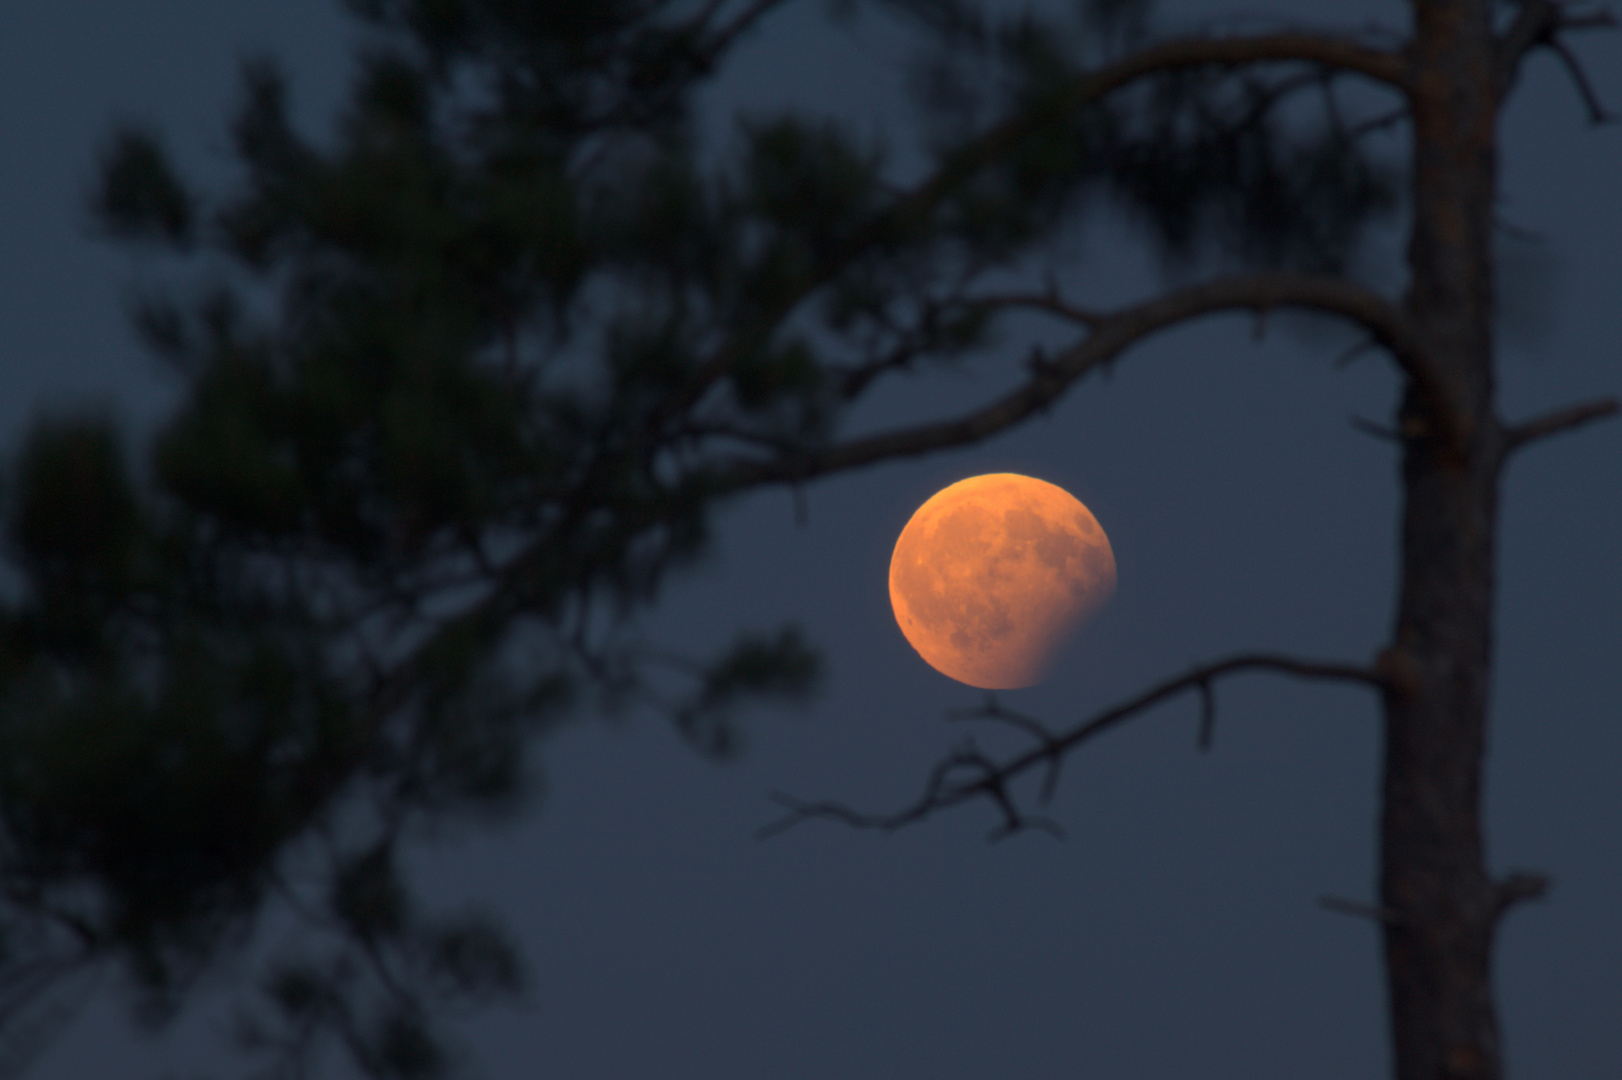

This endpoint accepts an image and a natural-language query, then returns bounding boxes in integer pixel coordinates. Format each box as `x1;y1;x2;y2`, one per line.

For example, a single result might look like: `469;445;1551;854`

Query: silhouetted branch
1505;396;1620;450
1347;104;1410;139
759;653;1385;841
1350;415;1401;443
721;273;1424;491
1318;894;1407;925
1549;36;1618;123
1197;679;1217;751
1497;0;1617;119
1492;871;1552;920
1333;334;1382;369
1499;0;1565;84
947;697;1068;804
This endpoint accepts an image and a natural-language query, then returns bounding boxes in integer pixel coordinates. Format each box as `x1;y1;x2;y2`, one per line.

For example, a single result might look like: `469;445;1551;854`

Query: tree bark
1381;2;1510;1078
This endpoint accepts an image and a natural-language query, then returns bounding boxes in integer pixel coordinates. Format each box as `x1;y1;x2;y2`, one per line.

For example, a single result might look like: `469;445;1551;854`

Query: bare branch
1498;0;1564;86
1497;0;1618;119
1197;679;1217;751
721;274;1422;491
1505;396;1620;450
1350;415;1401;443
1319;894;1408;925
1347;104;1410;140
1493;871;1551;920
1333;334;1382;369
1549;36;1618;123
758;653;1385;840
947;697;1068;805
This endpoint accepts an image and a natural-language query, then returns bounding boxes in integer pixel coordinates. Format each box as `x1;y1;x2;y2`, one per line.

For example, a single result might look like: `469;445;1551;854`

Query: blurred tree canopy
1;0;1608;1076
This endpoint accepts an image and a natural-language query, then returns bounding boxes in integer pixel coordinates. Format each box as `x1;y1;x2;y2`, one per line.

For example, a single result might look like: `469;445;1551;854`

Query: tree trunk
1381;2;1509;1078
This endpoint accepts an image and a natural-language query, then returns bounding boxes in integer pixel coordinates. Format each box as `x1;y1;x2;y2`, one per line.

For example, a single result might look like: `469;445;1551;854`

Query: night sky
3;2;1618;1078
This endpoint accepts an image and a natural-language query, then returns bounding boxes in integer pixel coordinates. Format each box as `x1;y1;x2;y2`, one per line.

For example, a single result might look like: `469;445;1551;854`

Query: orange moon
889;473;1116;689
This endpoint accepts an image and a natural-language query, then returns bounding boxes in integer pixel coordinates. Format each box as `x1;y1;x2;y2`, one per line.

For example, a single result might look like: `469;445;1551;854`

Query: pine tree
0;1;1614;1077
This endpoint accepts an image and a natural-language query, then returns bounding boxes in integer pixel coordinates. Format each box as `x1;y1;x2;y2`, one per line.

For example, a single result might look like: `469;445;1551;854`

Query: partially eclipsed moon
889;473;1116;689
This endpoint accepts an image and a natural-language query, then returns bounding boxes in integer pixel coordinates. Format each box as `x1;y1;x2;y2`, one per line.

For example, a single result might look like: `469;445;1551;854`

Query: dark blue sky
3;2;1618;1077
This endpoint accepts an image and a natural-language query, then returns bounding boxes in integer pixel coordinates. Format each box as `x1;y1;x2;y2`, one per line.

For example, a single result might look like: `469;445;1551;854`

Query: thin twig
1505;397;1620;450
1493;871;1551;919
1332;334;1379;369
948;696;1068;805
1197;679;1216;751
1548;36;1618;123
1350;415;1401;443
1347;105;1409;140
1318;894;1407;926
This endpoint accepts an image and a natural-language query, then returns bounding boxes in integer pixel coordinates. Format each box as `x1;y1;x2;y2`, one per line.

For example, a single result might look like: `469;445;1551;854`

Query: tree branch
679;31;1409;413
1497;0;1618;119
1505;396;1619;450
759;652;1385;840
1350;415;1401;442
1549;35;1619;123
1499;0;1565;88
1318;894;1408;925
720;273;1422;491
1492;871;1551;920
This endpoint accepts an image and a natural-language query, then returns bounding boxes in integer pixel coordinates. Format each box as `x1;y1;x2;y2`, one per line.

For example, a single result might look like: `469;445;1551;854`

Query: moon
889;473;1116;689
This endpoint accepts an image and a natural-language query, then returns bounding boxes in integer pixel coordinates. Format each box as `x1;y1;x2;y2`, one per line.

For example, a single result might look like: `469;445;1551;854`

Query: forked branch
759;653;1385;841
1497;0;1618;120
